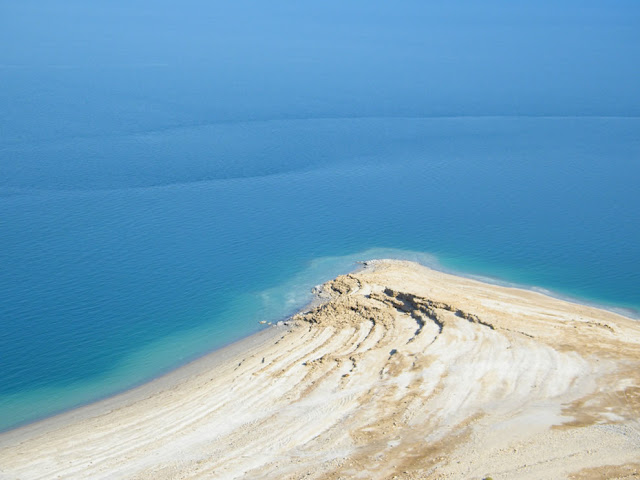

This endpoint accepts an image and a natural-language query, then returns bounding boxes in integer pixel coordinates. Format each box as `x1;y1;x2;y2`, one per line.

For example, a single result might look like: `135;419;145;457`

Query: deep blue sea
1;2;640;433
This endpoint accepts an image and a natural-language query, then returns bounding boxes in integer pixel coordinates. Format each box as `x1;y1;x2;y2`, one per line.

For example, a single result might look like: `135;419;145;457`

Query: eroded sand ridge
1;260;639;479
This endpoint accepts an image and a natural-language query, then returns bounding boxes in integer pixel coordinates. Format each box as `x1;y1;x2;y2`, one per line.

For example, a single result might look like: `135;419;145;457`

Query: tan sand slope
1;260;639;479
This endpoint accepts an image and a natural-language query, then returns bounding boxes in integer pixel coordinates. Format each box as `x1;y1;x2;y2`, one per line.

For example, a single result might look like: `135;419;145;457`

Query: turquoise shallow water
1;116;639;432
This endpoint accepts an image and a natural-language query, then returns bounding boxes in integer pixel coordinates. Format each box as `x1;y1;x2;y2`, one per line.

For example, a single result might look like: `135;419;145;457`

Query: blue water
1;2;640;432
1;116;639;431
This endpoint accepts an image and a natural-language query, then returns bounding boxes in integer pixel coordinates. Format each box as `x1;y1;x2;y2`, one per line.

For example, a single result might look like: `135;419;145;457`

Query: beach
1;259;639;479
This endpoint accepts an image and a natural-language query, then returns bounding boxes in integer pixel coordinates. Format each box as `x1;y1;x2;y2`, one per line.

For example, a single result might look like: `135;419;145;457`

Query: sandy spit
1;260;639;480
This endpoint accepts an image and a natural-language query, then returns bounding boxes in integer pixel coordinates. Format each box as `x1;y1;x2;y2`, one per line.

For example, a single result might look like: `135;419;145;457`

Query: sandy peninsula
1;260;639;479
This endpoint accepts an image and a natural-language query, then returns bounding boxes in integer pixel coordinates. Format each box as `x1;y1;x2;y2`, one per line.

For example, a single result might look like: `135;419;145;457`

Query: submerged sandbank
1;260;639;479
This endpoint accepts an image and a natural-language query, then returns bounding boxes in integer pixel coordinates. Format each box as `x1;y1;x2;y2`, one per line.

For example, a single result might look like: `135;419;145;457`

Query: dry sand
1;260;639;480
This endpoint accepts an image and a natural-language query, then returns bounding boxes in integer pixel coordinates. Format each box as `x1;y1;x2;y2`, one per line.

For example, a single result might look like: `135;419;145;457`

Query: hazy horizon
2;1;640;148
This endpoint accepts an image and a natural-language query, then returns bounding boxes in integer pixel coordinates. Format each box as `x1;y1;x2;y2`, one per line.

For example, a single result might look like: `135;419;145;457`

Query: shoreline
436;266;640;321
0;258;636;439
1;253;637;437
0;324;288;447
0;257;375;438
407;256;640;321
2;259;639;479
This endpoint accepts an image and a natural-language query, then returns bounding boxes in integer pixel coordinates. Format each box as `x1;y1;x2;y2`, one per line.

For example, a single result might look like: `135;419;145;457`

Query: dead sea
1;260;639;480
